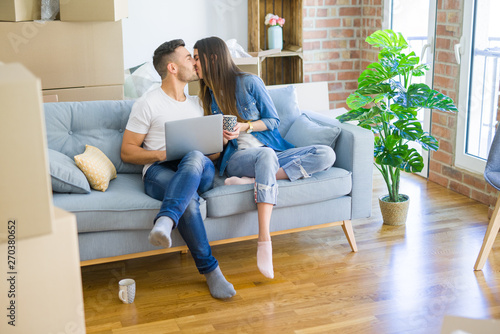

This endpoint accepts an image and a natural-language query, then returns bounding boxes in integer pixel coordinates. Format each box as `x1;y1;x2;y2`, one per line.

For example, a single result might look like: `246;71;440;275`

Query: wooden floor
81;172;500;334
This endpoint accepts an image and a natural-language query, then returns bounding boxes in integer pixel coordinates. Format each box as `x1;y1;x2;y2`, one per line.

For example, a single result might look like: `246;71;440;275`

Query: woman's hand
223;122;242;144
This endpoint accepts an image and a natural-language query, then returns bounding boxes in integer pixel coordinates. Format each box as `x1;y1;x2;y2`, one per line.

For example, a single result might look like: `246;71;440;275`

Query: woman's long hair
194;37;246;121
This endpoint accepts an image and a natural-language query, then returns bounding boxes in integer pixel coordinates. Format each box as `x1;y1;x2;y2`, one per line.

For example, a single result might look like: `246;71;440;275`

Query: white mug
118;278;136;304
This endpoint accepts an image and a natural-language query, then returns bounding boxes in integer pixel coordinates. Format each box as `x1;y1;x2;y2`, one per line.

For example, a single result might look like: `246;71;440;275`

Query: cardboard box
0;20;124;89
60;0;128;22
0;0;41;22
0;208;85;333
441;315;500;334
42;94;58;102
43;85;124;102
234;56;260;77
0;63;54;242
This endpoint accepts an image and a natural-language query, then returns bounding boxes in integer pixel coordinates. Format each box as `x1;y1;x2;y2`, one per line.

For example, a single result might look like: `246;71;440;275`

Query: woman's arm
246;75;280;130
239;120;267;132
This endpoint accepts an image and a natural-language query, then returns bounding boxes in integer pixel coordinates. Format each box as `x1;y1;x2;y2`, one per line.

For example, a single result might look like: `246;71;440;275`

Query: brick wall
303;0;383;109
302;0;498;214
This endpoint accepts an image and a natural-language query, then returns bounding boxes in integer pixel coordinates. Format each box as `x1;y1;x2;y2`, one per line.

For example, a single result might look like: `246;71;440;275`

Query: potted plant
337;29;458;225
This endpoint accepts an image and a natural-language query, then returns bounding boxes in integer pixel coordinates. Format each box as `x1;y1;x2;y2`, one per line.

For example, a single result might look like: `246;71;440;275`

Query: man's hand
157;150;167;162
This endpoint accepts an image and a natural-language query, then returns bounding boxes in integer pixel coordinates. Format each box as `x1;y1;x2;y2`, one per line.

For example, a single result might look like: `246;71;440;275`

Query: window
456;0;500;173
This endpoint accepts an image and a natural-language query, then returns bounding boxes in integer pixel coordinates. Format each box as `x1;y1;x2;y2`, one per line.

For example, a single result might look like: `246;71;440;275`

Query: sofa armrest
304;110;374;220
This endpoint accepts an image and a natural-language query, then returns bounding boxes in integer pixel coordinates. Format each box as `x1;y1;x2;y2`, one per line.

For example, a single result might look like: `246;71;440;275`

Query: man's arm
121;129;166;165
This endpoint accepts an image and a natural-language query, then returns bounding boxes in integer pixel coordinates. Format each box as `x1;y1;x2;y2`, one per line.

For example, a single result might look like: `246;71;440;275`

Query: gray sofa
43;85;373;263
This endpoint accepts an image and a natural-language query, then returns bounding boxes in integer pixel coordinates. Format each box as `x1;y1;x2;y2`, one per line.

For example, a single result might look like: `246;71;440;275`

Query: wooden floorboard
81;171;500;333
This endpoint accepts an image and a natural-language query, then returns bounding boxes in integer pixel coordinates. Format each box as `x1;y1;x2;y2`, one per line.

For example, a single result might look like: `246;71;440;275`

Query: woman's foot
224;176;255;185
257;240;274;279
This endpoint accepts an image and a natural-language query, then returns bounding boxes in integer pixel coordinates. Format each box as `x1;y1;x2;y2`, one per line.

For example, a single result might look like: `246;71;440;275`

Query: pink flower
264;13;285;27
264;13;273;25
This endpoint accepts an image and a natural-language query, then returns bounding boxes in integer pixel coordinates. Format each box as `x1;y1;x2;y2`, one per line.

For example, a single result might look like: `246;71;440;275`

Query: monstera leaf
424;90;459;112
390;104;418;120
358;63;393;88
399;148;424;172
346;92;374;110
366;29;408;53
393;120;424;141
418;134;439;151
412;63;429;77
357;83;393;96
376;144;407;167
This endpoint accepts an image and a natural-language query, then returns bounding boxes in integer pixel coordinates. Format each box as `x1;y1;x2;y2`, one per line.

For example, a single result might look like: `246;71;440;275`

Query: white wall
122;0;248;69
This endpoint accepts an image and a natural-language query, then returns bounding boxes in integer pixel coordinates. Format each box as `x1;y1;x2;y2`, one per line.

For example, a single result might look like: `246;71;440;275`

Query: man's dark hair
153;39;185;80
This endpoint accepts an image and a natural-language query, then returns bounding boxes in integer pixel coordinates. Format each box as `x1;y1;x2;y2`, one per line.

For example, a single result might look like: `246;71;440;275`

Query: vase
379;194;410;226
267;25;283;50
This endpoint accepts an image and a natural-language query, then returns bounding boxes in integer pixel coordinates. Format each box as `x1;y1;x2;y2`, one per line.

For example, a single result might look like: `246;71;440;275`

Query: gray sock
148;216;174;248
204;266;236;299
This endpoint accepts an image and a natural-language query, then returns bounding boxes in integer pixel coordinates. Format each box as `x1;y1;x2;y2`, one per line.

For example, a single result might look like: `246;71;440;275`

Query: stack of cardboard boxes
0;62;86;334
0;0;128;102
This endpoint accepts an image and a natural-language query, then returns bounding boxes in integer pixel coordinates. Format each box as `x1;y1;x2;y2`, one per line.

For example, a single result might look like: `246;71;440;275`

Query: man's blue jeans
226;145;335;205
144;150;218;274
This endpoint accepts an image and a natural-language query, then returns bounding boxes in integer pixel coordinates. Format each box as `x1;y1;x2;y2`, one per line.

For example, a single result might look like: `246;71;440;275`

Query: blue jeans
225;145;335;205
144;151;218;274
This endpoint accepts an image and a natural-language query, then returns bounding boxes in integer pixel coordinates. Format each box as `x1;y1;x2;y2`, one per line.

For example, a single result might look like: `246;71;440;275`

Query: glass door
385;0;437;177
456;0;500;173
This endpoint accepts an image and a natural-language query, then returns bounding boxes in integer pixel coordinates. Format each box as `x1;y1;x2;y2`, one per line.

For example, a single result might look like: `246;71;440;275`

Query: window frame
455;0;488;174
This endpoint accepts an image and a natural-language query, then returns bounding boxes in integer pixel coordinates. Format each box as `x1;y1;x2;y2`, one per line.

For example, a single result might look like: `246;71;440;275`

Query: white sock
224;176;255;186
257;241;274;279
148;216;174;248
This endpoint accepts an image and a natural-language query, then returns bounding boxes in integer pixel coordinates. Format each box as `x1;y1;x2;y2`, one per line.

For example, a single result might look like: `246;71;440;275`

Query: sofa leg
341;220;358;252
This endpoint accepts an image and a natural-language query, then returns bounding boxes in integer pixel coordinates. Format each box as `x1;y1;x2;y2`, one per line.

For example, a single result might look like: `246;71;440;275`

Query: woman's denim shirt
209;74;294;175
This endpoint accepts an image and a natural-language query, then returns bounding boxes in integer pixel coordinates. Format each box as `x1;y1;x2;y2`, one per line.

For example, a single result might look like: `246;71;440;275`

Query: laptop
163;114;223;161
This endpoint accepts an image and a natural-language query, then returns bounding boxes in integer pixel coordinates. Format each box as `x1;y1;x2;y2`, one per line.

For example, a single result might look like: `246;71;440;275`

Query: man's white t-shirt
126;87;203;176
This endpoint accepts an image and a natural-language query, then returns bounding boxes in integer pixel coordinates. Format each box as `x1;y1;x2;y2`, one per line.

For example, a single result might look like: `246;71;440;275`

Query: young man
120;39;235;299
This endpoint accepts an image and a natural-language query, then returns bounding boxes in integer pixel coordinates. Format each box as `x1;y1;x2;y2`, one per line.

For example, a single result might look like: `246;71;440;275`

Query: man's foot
148;216;174;248
204;266;236;299
224;176;255;186
257;241;274;279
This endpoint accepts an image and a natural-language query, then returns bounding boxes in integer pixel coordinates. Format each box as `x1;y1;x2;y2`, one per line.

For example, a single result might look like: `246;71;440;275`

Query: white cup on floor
118;278;136;304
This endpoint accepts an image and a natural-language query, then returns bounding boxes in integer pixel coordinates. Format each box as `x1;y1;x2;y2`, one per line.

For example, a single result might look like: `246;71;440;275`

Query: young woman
193;36;335;279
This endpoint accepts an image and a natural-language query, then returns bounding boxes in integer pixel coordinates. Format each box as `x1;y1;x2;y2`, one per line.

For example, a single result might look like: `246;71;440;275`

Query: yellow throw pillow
74;145;117;192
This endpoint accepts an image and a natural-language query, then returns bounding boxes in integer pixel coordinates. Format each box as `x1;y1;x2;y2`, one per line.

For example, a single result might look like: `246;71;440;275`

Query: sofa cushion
44;100;142;174
284;113;341;148
74;144;117;192
53;173;206;233
202;167;351;218
268;85;301;137
48;148;91;194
